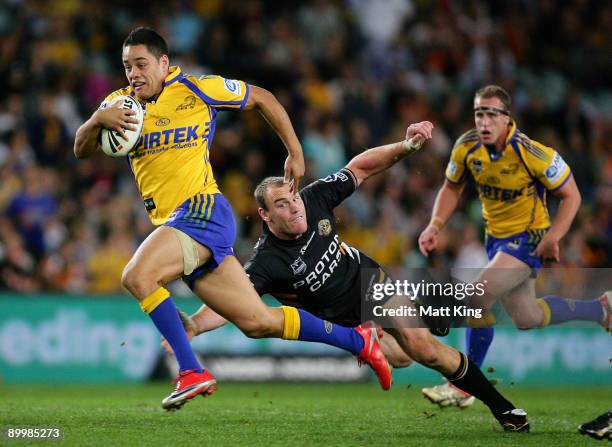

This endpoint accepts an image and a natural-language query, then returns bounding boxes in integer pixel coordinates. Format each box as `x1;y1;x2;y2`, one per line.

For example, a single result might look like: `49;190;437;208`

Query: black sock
446;353;514;416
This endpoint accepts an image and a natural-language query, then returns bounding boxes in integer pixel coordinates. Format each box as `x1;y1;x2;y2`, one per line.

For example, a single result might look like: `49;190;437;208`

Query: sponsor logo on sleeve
322;171;349;183
545;152;568;183
223;79;242;95
446;160;458;178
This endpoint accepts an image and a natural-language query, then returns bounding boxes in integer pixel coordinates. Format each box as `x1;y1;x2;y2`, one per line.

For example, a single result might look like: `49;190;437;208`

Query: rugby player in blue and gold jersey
418;85;611;408
74;27;391;410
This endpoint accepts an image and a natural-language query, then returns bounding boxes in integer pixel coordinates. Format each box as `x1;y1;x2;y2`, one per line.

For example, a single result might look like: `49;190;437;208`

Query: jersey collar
505;120;518;146
131;67;184;103
485;120;518;161
163;66;184;86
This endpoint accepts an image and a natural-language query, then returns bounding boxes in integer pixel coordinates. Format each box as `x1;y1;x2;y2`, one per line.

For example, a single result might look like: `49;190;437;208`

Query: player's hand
406;121;434;140
160;310;199;355
418;225;439;257
531;233;560;262
94;100;140;141
284;152;305;194
405;121;434;149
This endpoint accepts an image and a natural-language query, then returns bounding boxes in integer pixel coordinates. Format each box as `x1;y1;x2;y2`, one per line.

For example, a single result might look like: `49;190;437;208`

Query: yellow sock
139;287;170;314
280;306;301;340
467;311;496;328
536;298;551;327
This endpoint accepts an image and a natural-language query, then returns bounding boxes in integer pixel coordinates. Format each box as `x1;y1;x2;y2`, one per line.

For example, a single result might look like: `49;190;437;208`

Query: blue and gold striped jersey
445;121;572;238
101;66;249;225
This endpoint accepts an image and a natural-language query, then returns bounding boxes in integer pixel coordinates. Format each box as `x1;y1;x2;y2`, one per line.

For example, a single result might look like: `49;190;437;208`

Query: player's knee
121;263;138;295
121;262;153;299
515;323;537;331
511;315;540;330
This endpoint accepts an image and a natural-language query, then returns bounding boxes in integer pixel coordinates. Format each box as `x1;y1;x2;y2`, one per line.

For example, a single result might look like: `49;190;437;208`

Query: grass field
0;383;608;446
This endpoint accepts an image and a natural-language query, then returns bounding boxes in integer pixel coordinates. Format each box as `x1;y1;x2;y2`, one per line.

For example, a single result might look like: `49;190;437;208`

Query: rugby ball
100;95;144;157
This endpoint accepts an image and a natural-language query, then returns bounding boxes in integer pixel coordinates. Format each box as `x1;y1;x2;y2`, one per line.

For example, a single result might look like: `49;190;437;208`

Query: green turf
0;383;608;446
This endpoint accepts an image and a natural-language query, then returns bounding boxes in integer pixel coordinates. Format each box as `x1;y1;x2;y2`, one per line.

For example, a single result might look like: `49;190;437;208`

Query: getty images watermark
359;268;496;329
360;267;611;329
370;279;486;319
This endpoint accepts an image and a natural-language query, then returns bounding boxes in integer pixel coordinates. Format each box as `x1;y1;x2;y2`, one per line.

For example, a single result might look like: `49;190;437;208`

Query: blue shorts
485;229;548;273
163;193;236;289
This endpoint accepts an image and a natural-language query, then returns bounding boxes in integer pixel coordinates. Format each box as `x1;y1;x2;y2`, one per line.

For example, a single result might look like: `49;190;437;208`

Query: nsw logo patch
291;257;307;275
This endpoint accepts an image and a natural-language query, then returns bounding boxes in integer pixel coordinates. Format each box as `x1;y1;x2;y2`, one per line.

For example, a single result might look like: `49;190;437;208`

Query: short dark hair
123;27;169;59
254;176;286;210
474;85;511;111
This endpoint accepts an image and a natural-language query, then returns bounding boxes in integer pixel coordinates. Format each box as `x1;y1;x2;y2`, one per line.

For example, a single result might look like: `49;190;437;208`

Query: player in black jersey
167;121;530;432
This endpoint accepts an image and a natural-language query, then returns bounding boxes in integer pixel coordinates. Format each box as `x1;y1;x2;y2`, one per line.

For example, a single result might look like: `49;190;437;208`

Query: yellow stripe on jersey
100;66;250;225
445;121;572;238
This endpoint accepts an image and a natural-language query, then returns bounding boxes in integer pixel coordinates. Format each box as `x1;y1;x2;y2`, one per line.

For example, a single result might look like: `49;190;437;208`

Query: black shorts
312;253;393;327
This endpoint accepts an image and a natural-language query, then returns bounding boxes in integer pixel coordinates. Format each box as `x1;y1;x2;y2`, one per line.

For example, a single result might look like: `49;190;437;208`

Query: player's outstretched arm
346;121;434;187
244;85;304;192
74;102;139;159
189;304;230;334
161;305;229;355
418;180;464;256
532;175;581;262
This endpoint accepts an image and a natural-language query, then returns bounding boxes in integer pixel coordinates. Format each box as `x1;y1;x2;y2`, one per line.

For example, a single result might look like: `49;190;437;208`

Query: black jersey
245;169;369;321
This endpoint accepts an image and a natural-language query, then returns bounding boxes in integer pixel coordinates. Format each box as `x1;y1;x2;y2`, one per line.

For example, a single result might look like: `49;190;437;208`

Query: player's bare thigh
501;277;545;328
470;251;531;312
191;255;284;338
121;226;209;300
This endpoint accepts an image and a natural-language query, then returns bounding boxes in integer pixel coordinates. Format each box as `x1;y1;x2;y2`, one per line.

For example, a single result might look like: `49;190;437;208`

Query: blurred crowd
0;0;610;294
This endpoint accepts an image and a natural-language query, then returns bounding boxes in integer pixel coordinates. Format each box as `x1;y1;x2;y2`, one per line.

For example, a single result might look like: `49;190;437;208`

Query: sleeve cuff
240;83;250;111
550;171;572;192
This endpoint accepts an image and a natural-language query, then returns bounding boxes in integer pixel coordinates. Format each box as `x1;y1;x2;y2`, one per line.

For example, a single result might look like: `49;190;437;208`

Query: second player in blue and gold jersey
74;27;392;410
419;85;610;409
446;119;571;241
